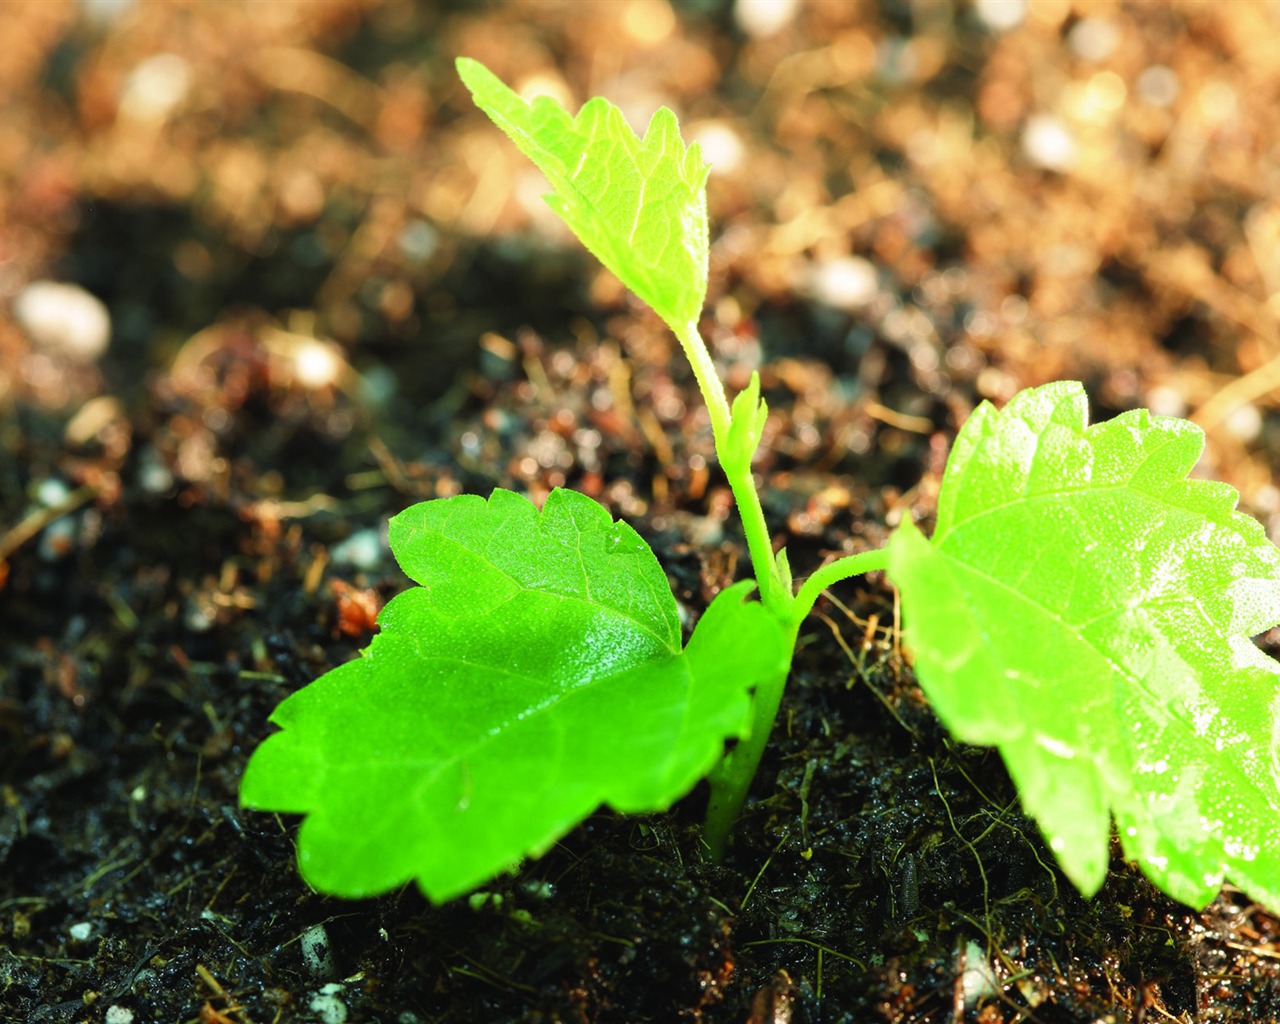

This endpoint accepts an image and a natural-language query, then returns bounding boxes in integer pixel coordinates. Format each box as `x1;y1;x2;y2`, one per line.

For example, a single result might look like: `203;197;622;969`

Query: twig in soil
196;962;256;1024
862;401;934;434
942;742;1061;902
739;832;790;912
1139;245;1280;352
74;840;136;893
367;434;433;497
739;936;867;973
1192;347;1280;432
930;758;993;944
109;942;164;999
0;483;96;563
817;607;917;738
1218;938;1280;960
447;954;539;994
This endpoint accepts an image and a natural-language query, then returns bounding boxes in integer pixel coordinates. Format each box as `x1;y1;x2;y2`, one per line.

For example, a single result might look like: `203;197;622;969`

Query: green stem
675;321;789;614
702;658;792;860
676;320;732;444
702;548;890;858
672;318;891;859
724;464;788;614
790;547;890;625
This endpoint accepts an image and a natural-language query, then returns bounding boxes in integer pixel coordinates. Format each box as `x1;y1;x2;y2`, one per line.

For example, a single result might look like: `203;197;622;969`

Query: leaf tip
455;55;495;95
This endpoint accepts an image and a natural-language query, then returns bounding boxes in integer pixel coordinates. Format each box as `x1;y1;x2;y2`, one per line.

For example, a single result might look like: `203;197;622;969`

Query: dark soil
4;3;1280;1022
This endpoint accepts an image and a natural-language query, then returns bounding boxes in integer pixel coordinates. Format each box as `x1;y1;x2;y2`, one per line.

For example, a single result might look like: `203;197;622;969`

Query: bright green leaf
457;57;710;335
887;381;1280;908
241;488;787;902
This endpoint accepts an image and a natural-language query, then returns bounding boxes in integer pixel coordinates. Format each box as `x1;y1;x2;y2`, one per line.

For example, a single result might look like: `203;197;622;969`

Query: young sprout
241;60;1280;915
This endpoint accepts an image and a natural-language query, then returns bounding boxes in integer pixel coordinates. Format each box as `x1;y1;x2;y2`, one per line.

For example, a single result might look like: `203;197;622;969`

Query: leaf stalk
676;319;891;855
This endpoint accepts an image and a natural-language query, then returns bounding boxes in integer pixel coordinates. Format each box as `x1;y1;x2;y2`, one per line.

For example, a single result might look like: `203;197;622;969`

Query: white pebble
1223;401;1263;443
105;1007;135;1024
807;256;879;311
119;53;191;122
13;281;111;362
973;0;1026;32
184;600;215;633
137;447;175;495
309;983;348;1024
1135;65;1180;108
300;922;337;979
38;517;76;562
36;478;71;507
960;940;1000;1008
398;220;439;264
80;0;135;24
691;122;745;175
1068;17;1120;62
329;528;384;571
1144;385;1187;419
68;921;93;941
293;340;343;389
1022;114;1077;173
734;0;797;38
1198;81;1238;123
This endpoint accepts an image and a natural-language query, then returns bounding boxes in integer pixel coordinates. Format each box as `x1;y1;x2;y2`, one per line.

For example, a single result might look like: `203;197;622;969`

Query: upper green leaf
886;381;1280;909
457;57;710;335
240;488;787;902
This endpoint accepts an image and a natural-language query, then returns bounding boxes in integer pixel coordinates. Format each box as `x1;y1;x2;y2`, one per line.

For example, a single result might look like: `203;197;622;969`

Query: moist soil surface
4;3;1280;1022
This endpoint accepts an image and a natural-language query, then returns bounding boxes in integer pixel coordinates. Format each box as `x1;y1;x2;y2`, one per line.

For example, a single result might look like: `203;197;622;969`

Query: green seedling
241;59;1280;912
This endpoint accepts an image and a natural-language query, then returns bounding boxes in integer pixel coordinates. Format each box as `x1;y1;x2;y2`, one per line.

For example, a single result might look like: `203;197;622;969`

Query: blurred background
5;0;1280;515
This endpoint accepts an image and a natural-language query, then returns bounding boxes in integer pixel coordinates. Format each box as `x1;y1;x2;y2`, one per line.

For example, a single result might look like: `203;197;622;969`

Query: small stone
691;122;745;175
119;53;191;122
807;256;879;311
36;478;70;507
13;281;111;363
330;529;384;571
38;517;76;562
183;599;215;633
80;0;135;24
1144;384;1186;419
734;0;797;38
960;940;1000;1008
1223;401;1263;443
1067;17;1120;62
104;1007;135;1024
68;921;93;941
1136;65;1180;108
398;220;439;264
293;340;343;389
973;0;1026;32
137;447;175;495
1022;114;1077;173
309;983;348;1024
300;922;337;979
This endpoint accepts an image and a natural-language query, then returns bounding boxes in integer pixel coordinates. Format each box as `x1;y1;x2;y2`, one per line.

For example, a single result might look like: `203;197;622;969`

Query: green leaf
886;381;1280;908
241;488;787;901
457;57;710;335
